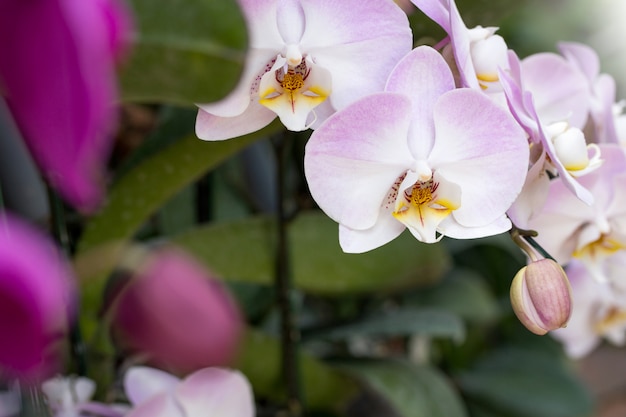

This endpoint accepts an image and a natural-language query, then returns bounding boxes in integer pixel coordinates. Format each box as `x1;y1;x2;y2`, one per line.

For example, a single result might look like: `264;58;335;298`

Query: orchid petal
197;49;279;118
196;102;276;141
442;213;512;239
0;0;129;212
124;367;181;406
447;0;479;89
176;368;254;417
300;0;412;110
305;93;414;230
385;46;455;160
126;392;184;417
410;0;451;33
557;41;600;83
521;52;590;129
338;209;406;254
237;0;283;49
428;89;528;227
276;0;305;45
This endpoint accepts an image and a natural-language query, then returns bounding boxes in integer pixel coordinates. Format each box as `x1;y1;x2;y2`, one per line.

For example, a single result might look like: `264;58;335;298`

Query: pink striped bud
510;259;573;335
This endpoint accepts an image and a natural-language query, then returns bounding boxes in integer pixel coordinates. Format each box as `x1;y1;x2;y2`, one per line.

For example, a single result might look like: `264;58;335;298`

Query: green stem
46;186;87;376
272;132;302;417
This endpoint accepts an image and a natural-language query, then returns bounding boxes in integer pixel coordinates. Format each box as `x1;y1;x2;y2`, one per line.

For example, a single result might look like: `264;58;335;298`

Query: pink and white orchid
124;366;254;417
196;0;412;140
552;260;626;358
500;50;602;223
410;0;510;96
304;46;528;253
527;144;626;282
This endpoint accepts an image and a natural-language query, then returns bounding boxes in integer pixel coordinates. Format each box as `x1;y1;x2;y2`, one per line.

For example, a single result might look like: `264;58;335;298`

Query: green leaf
339;359;468;417
78;123;279;255
456;348;594;417
121;0;247;105
404;269;500;324
304;308;465;344
235;329;359;412
171;211;451;295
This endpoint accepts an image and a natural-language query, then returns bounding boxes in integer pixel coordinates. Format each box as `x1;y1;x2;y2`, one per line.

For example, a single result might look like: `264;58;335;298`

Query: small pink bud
111;248;243;373
510;259;573;335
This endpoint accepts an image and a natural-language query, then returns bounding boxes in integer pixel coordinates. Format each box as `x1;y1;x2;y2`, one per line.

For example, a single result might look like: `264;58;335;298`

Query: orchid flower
0;213;75;381
410;0;510;96
41;376;129;417
124;366;254;417
196;0;412;140
111;248;243;374
304;46;528;253
499;50;601;218
0;0;132;212
526;144;626;282
558;42;622;144
552;260;626;358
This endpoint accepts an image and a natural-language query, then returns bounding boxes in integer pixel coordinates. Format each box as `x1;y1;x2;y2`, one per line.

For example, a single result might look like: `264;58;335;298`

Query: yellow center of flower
281;71;305;91
573;234;625;261
594;307;626;335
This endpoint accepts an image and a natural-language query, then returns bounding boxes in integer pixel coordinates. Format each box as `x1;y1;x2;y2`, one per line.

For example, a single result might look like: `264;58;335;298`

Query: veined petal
195;101;276;141
300;0;412;111
521;52;590;129
124;367;181;406
304;93;414;230
176;368;254;417
385;46;455;160
447;0;479;90
237;0;283;49
428;89;528;227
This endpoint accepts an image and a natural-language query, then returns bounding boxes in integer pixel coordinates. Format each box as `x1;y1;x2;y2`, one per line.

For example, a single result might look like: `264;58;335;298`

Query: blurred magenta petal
112;248;244;374
0;0;132;212
0;213;75;381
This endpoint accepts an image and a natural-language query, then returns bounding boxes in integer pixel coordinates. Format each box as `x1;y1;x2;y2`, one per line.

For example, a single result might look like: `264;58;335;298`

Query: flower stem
271;132;302;417
46;185;88;376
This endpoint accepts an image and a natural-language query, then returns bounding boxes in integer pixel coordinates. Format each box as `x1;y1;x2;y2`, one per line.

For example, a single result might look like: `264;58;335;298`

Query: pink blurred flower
0;0;132;213
123;366;254;417
111;248;243;374
0;213;75;381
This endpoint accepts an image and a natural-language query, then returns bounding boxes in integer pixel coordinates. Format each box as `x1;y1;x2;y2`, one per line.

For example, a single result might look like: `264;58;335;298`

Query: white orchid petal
304;93;414;230
176;368;254;417
196;101;276;141
124;367;181;406
385;46;455;160
429;89;528;227
338;218;405;254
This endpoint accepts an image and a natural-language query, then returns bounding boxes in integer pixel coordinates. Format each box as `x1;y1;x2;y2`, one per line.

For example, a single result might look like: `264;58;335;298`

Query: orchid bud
510;259;573;335
111;248;243;374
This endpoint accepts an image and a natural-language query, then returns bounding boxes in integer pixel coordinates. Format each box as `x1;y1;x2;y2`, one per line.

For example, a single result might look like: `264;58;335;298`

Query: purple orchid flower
196;0;412;140
0;0;132;213
123;366;254;417
304;46;529;253
0;213;75;381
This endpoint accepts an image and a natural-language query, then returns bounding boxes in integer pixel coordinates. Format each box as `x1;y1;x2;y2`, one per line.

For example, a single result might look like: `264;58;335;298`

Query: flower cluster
194;0;626;354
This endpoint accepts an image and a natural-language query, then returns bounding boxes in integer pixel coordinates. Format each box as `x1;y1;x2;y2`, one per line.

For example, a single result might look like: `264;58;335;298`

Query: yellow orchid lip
392;178;460;242
258;57;331;131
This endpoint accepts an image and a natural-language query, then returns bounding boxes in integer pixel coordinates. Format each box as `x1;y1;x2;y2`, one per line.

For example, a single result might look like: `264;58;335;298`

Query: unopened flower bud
510;259;573;335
